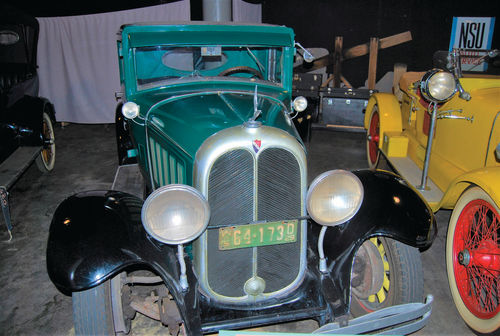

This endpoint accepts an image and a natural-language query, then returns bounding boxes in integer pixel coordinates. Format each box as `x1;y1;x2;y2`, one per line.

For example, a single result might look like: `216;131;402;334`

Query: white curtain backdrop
37;2;190;124
36;0;262;123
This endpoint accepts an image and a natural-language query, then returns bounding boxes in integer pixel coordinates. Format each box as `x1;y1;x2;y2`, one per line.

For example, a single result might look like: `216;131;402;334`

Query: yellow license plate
218;219;298;250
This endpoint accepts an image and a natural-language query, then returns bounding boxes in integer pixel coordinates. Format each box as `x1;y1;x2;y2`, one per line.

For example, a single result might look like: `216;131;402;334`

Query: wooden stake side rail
293;31;413;89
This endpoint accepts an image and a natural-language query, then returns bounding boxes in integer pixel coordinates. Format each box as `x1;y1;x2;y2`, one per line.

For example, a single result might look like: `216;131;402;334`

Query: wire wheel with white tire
350;237;423;316
446;187;500;335
35;111;56;172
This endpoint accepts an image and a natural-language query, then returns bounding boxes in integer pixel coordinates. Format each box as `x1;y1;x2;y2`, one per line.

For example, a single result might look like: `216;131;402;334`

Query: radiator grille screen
257;148;301;292
207;149;254;297
206;147;302;298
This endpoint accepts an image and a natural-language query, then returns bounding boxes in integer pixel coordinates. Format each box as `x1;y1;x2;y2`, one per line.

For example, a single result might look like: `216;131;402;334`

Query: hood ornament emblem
251;85;261;121
244;85;262;129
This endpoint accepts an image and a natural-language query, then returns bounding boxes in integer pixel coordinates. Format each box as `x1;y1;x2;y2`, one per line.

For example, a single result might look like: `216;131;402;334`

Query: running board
383;156;443;210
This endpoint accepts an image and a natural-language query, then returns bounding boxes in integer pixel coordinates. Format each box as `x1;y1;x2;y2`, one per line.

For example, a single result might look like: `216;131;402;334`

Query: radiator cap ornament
244;120;262;128
244;276;266;296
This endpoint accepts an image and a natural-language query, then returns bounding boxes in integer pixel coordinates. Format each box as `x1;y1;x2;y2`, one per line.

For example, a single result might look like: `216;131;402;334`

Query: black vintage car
0;5;56;235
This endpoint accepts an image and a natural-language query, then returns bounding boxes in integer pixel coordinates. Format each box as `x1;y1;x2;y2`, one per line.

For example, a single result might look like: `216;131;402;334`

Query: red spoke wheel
366;106;380;169
447;187;500;334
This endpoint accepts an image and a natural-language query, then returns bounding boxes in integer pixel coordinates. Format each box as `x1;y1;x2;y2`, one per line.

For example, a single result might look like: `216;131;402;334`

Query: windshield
134;45;284;90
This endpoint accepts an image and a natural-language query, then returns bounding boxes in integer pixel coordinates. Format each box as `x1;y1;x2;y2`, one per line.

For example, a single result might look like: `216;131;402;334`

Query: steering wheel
218;66;264;79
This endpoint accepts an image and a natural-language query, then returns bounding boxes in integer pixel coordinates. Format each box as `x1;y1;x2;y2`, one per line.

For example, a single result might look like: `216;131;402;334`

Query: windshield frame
132;44;286;92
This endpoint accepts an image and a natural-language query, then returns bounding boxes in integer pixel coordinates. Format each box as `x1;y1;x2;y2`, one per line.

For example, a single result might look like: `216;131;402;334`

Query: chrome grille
207;149;254;228
257;148;301;292
207;149;254;297
204;146;304;300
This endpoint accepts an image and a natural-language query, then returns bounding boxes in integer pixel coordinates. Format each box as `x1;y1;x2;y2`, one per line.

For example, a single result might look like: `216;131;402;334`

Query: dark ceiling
3;0;181;17
4;0;499;86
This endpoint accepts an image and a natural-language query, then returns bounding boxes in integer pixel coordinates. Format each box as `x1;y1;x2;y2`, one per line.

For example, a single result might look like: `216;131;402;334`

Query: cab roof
120;22;295;48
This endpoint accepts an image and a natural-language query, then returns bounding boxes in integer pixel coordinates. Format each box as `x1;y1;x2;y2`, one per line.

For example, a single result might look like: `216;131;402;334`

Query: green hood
141;88;300;158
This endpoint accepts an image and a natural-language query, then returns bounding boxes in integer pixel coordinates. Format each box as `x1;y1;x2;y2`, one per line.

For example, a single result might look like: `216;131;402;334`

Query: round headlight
293;96;308;112
420;69;457;102
306;170;364;226
141;185;210;244
122;101;140;119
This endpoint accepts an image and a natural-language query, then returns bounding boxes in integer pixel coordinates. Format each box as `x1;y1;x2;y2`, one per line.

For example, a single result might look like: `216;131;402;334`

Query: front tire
350;237;423;316
446;187;500;335
73;280;116;335
72;274;130;335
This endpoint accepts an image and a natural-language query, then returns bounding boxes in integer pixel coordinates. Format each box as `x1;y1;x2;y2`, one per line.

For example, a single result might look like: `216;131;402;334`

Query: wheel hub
458;249;470;266
352;239;385;300
458;240;500;277
367;134;380;143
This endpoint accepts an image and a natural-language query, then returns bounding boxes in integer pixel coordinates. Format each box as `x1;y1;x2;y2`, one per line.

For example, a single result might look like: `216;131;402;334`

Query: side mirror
295;42;315;63
495;143;500;162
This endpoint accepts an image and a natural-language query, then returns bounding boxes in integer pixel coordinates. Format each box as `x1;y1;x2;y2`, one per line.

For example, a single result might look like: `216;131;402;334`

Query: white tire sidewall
446;186;500;333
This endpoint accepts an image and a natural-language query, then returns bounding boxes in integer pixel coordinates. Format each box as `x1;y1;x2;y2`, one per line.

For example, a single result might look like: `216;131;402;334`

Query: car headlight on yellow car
420;69;457;102
141;184;210;244
306;170;364;226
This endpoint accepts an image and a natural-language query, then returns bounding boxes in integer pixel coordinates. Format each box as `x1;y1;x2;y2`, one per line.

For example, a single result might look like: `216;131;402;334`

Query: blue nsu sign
449;17;495;71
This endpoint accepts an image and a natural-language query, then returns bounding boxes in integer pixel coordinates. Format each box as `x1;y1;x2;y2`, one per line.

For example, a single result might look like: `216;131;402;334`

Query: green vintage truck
47;23;436;335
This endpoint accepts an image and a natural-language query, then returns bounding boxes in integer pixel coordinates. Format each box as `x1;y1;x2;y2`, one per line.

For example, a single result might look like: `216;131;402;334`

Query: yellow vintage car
364;49;500;334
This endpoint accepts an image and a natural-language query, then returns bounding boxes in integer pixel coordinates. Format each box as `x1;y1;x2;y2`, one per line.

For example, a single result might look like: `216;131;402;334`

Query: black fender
46;190;201;333
319;169;436;317
1;95;55;146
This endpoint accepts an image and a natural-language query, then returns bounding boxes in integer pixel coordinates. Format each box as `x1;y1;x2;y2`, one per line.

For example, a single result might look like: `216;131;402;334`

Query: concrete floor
0;123;474;335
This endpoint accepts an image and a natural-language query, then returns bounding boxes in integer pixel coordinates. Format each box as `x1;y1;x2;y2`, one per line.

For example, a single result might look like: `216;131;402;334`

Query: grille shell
193;125;307;304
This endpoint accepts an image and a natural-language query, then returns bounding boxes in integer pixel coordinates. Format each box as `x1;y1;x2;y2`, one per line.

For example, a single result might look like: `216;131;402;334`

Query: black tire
72;274;132;336
72;280;116;336
350;237;423;317
35;111;56;172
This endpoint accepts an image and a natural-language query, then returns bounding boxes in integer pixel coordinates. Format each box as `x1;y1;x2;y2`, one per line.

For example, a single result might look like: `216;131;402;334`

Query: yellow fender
364;93;403;149
440;167;500;209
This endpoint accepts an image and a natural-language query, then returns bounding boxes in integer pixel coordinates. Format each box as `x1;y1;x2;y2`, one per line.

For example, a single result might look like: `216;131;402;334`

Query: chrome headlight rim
306;170;364;226
292;96;308;112
420;69;457;103
141;184;210;245
122;101;140;119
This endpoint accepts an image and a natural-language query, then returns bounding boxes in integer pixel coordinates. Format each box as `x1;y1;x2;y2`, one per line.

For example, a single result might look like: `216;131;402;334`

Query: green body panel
119;23;295;98
130;82;300;187
119;23;300;188
121;23;294;48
